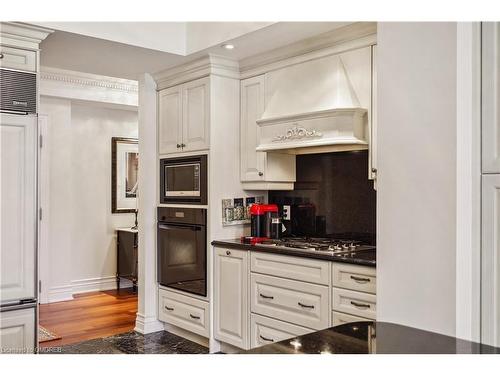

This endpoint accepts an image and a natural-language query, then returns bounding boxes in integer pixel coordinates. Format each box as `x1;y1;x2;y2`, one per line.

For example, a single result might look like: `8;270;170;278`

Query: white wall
40;97;138;302
377;22;457;336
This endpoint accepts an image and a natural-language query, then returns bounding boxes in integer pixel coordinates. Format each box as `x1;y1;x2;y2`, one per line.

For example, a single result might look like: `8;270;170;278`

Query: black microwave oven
160;155;207;205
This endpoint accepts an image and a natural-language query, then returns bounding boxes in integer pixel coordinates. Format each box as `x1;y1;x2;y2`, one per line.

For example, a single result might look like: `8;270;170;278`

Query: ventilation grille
0;68;37;113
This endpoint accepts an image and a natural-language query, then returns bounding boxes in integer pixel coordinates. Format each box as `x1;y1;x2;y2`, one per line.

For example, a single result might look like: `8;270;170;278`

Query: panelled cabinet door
481;175;500;347
0;114;36;303
240;75;266;181
482;23;500;173
214;247;249;350
158;85;183;155
0;307;36;353
182;77;210;152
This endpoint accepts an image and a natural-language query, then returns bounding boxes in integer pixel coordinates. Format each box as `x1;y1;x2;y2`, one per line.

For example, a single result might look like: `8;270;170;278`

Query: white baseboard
46;276;133;303
47;284;74;303
71;276;132;294
134;313;164;334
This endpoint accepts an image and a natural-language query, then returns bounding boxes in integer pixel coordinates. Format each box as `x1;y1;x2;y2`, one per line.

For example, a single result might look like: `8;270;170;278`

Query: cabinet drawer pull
189;314;201;320
298;302;315;309
350;275;371;283
165;306;174;311
350;301;371;309
259;293;274;299
259;335;274;342
226;250;231;256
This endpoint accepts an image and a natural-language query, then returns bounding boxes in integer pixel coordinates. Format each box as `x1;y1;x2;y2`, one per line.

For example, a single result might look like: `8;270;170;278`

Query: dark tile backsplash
268;151;376;245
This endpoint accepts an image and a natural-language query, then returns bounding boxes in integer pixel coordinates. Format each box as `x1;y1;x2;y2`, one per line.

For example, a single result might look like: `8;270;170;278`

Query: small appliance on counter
241;204;279;243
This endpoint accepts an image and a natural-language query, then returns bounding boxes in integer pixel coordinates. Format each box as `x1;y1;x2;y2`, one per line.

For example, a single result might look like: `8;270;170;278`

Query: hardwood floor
39;288;138;347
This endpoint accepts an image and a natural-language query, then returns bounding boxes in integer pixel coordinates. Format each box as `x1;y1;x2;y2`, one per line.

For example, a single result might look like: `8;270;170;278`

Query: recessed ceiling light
221;43;235;50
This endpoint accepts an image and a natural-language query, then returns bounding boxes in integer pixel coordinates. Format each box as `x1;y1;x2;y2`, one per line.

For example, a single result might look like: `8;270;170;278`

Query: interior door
0;113;37;303
158;85;183;155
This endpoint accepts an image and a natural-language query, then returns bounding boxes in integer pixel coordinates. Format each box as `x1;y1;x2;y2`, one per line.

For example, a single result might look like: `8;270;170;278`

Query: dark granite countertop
211;239;376;267
241;321;500;354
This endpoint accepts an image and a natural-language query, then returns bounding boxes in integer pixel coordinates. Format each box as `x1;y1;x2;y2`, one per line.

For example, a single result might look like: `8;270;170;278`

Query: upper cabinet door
482;23;500;173
182;77;210;153
158;85;183;155
240;75;266;181
370;45;378;182
0;114;37;303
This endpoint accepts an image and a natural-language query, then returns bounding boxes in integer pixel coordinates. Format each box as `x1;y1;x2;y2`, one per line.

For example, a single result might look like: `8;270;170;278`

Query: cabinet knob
0;53;4;59
176;144;181;148
181;143;186;148
371;168;377;173
226;250;231;256
258;171;264;176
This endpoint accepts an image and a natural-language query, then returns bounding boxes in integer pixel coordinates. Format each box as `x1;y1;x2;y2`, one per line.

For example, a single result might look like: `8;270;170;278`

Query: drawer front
250;313;313;349
251;252;330;285
332;311;372;327
251;273;329;330
332;263;376;294
158;289;209;338
0;46;36;72
332;288;376;320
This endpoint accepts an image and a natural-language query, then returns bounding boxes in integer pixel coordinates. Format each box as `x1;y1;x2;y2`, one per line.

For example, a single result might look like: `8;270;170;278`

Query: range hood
255;50;369;154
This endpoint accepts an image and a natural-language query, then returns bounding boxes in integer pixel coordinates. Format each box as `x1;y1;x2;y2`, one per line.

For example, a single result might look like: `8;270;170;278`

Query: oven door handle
158;224;202;231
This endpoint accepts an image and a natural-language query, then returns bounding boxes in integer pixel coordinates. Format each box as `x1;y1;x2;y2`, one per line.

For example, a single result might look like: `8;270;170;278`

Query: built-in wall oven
160;155;207;205
157;207;207;297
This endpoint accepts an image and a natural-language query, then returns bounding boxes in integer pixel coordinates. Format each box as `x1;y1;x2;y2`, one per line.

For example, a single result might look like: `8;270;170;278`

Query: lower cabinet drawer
251;313;313;349
332;311;372;327
158;289;209;338
251;273;329;330
332;288;376;320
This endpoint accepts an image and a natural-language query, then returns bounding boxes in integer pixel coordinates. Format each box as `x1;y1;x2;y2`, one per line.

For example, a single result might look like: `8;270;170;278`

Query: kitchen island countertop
240;321;500;354
211;239;376;267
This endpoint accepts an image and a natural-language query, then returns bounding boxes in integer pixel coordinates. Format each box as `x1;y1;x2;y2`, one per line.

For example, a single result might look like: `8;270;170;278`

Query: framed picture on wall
112;137;139;213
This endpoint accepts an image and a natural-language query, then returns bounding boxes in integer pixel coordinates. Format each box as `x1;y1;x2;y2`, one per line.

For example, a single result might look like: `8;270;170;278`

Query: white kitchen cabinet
158;76;210;155
332;287;376;320
214;247;249;350
240;75;295;190
331;311;371;327
481;174;500;347
332;263;376;294
482;23;500;173
0;113;37;303
158;288;210;338
251;273;329;330
250;313;313;349
158;84;182;155
182;77;210;153
0;307;36;354
0;45;36;72
369;44;378;182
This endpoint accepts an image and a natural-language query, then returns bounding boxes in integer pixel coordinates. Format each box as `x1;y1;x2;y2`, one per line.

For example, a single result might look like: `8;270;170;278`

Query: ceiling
39;22;351;80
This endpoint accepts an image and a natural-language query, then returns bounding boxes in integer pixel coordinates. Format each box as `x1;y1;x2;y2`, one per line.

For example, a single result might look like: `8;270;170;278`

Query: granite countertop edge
211;239;376;267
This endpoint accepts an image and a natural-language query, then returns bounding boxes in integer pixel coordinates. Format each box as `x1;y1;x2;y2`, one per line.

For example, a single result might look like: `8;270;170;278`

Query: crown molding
40;67;138;108
0;22;53;50
153;54;239;90
239;22;377;79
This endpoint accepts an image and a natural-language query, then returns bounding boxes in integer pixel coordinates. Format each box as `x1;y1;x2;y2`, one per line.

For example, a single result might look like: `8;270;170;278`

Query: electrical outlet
283;205;291;220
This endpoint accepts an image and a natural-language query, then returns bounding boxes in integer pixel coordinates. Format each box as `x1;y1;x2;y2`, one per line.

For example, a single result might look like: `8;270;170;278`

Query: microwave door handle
158;224;202;231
